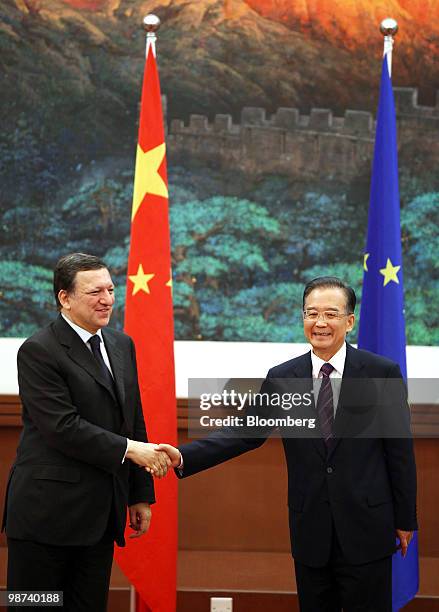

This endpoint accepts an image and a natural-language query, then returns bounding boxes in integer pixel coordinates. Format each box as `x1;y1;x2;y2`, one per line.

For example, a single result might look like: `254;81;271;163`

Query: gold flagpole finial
380;18;398;76
143;14;161;33
380;18;398;38
142;14;161;57
142;13;160;34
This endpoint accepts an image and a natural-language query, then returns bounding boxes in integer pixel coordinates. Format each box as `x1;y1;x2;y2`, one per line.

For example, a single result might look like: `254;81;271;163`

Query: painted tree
216;282;305;342
0;261;54;336
401;192;439;345
170;196;281;339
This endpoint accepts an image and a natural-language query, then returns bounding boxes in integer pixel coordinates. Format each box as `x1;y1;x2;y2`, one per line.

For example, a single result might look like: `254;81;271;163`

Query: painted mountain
1;0;438;342
2;0;439;127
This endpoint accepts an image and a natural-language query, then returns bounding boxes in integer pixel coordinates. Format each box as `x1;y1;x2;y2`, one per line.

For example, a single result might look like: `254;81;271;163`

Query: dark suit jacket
2;315;155;547
178;344;417;567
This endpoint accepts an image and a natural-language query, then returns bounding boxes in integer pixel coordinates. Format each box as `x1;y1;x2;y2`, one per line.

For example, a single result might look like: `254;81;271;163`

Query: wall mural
1;0;438;343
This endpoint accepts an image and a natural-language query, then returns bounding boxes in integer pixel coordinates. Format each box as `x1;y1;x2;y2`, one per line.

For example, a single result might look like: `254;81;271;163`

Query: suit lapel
102;330;127;412
53;316;118;402
292;344;367;460
289;351;327;460
289;352;313;380
328;343;366;458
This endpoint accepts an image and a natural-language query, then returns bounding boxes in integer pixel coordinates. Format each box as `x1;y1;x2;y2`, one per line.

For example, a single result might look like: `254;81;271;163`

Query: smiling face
58;267;115;334
303;286;355;361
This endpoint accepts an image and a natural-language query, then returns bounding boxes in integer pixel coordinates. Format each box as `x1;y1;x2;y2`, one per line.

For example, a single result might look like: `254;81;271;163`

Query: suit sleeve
17;339;128;474
178;375;278;478
127;338;155;505
382;363;418;531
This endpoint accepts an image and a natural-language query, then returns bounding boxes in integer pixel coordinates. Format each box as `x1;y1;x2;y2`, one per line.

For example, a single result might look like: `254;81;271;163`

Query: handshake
126;441;181;478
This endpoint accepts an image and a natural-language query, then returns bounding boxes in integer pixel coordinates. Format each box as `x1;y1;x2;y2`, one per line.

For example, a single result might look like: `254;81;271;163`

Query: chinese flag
114;42;177;612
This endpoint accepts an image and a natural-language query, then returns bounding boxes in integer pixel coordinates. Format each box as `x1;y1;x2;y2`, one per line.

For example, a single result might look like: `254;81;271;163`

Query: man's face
303;287;355;359
59;268;115;334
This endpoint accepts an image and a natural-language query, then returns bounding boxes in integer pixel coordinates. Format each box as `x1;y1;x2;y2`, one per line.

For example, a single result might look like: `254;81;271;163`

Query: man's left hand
128;503;152;539
396;529;414;557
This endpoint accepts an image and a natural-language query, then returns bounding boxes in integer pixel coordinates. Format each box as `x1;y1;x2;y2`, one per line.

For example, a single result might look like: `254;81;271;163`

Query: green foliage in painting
170;196;281;339
401;192;439;345
0;261;55;336
0;163;437;345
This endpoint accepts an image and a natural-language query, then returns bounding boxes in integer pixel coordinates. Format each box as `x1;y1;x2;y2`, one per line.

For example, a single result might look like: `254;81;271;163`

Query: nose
315;316;328;326
100;290;114;304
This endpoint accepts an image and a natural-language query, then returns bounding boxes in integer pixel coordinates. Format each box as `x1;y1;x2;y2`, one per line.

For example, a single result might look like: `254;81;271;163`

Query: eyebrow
85;285;115;292
304;306;340;311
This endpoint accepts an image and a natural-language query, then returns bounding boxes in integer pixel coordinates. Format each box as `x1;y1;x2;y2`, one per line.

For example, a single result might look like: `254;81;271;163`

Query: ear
58;289;70;310
346;313;355;333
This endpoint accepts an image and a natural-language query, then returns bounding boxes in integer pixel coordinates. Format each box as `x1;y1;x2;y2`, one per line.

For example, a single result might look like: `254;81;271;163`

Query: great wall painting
0;0;438;343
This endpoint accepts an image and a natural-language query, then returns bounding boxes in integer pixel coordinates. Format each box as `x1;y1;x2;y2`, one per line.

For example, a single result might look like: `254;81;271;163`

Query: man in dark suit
2;253;169;612
159;276;417;612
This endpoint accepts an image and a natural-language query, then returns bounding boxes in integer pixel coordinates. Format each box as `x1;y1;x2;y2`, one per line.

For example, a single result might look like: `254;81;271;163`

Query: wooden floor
1;397;438;611
1;548;438;611
178;550;439;595
176;551;439;611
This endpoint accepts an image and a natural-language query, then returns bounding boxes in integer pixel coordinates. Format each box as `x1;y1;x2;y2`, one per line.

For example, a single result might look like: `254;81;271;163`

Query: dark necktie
316;362;335;448
88;335;114;387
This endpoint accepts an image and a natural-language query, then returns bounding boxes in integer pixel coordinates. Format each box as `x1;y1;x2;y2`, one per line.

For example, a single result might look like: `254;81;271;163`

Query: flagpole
380;18;398;76
143;13;160;57
358;20;419;611
117;11;178;611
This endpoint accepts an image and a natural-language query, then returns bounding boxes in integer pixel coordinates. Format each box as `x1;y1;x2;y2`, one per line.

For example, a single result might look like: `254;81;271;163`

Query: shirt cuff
176;451;184;476
122;438;130;464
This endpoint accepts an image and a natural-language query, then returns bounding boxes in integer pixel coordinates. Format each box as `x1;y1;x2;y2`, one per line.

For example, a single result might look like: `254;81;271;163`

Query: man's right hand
126;441;171;478
396;529;414;558
156;443;182;469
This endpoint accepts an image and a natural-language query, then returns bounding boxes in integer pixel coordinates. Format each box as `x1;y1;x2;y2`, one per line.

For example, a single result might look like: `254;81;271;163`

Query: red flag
115;41;177;612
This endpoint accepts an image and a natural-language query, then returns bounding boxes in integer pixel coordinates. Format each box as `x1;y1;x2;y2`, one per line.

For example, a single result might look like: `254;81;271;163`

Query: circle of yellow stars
380;258;401;286
363;253;401;286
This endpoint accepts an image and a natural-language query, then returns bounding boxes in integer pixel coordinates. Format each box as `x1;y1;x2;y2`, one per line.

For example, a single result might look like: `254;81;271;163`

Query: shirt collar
61;313;103;345
311;342;347;378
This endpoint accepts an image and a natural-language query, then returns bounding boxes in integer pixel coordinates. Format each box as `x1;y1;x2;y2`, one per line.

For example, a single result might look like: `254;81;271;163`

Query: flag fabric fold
358;55;419;611
115;43;178;612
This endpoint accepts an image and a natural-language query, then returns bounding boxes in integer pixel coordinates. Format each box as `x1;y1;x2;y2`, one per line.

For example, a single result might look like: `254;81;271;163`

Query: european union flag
358;55;419;611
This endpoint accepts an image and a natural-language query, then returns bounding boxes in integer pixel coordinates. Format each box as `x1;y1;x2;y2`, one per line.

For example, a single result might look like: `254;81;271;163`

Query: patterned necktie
317;362;335;447
88;335;114;387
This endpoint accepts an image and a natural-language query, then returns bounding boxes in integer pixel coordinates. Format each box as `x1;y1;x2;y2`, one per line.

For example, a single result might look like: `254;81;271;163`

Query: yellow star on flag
131;142;168;220
129;264;155;296
166;272;173;292
363;253;370;272
380;258;401;287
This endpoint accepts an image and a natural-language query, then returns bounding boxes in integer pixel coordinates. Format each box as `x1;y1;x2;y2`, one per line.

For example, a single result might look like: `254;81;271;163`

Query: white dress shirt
178;344;349;472
61;314;114;378
310;342;347;416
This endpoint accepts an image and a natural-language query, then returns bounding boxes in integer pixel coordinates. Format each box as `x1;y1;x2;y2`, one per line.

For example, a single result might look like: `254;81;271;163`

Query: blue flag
358;56;419;611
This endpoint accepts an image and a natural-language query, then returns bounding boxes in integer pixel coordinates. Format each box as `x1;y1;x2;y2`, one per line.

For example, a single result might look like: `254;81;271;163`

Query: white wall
1;339;438;402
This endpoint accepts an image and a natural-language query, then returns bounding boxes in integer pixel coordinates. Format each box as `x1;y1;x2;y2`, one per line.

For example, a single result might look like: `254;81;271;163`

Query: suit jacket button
326;467;333;474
